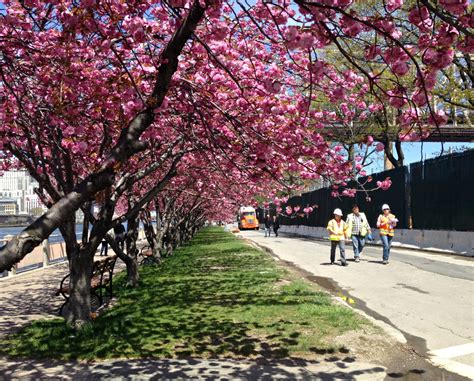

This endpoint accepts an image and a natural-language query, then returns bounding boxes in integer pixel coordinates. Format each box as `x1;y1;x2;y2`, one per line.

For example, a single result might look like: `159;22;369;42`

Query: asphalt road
239;229;474;380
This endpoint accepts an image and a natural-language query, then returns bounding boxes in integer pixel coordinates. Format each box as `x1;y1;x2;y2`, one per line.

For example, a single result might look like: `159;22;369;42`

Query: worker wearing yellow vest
376;204;398;264
327;208;348;266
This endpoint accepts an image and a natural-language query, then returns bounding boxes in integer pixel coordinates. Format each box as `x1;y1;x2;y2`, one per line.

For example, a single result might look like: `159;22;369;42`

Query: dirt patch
273;279;291;288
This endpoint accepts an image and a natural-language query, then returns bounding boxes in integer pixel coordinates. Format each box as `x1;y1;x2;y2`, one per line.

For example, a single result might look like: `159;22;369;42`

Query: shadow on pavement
0;356;388;380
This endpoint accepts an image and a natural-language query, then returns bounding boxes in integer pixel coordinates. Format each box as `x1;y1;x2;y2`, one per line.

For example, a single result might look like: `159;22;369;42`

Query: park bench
55;255;117;317
138;245;161;266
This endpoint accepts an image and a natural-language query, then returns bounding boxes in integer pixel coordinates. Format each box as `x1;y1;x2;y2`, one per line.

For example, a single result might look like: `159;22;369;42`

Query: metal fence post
42;238;50;267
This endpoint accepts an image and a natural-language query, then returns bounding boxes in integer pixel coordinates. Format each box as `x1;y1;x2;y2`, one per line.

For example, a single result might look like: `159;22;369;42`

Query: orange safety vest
378;214;396;236
327;219;347;241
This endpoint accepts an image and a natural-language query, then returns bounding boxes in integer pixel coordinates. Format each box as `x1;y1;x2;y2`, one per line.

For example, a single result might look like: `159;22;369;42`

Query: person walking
264;214;272;237
100;238;108;256
114;223;126;252
346;204;371;263
376;204;398;264
272;215;280;237
327;208;348;266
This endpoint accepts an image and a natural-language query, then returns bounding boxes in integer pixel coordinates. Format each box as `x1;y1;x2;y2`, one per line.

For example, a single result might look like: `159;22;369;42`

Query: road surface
239;229;474;380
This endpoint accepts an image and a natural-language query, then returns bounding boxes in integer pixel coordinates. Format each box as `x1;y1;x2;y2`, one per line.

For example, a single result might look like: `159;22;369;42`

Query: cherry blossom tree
0;0;471;325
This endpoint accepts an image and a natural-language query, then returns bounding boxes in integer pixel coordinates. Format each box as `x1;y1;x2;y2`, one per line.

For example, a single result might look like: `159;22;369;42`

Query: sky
366;142;474;173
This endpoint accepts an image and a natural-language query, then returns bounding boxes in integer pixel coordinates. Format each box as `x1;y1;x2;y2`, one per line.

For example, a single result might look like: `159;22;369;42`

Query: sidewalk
0;356;388;380
239;230;474;380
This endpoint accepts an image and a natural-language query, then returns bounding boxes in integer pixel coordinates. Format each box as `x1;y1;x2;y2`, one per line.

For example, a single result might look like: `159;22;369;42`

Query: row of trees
0;0;471;325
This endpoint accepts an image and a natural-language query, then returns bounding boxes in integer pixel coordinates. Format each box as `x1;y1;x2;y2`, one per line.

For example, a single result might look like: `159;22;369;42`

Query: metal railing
1;227;147;279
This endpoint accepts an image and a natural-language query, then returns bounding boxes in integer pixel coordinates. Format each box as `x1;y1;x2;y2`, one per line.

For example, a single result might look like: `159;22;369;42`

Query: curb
277;231;473;258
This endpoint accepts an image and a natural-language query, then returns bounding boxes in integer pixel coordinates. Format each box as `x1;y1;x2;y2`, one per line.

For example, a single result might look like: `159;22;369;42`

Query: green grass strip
0;227;365;360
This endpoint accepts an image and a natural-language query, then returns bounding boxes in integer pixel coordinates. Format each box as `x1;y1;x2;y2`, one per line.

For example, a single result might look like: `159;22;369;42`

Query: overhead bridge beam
321;124;474;143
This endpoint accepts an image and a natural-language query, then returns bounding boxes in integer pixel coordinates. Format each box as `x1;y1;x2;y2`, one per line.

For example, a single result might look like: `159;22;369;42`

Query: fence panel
410;149;474;231
259;150;474;232
279;167;409;229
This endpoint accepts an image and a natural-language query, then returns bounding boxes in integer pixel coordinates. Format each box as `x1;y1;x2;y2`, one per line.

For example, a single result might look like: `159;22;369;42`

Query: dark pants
100;241;108;256
273;227;279;237
330;240;346;265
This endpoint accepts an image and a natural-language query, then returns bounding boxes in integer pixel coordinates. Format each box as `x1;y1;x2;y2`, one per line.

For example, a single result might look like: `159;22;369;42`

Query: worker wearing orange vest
376;204;398;264
327;208;348;266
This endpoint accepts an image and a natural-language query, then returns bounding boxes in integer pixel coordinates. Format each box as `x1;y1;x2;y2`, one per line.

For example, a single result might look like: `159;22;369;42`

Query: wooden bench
55;255;117;317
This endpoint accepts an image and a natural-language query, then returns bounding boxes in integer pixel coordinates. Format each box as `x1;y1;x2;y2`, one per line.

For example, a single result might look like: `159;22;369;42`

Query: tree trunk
126;213;140;262
108;236;139;288
395;140;405;167
65;247;95;327
141;210;161;259
384;141;400;169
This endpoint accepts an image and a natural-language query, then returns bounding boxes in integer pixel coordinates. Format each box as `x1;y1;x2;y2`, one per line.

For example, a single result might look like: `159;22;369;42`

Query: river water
0;225;86;244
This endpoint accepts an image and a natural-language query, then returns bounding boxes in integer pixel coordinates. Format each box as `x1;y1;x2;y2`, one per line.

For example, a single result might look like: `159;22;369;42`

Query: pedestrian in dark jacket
264;214;272;237
273;215;280;237
114;223;126;251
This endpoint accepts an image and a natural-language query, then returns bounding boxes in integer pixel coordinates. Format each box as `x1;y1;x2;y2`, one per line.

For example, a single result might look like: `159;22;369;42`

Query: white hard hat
333;208;343;216
382;204;390;210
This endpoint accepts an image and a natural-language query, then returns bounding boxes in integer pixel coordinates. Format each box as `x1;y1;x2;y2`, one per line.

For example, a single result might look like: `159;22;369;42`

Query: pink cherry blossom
386;0;403;12
375;143;385;152
439;0;468;15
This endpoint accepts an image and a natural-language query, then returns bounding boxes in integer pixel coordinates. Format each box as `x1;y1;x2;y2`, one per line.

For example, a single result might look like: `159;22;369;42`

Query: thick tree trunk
65;247;95;327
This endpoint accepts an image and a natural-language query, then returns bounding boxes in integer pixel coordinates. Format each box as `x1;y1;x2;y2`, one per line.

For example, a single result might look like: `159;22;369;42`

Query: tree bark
107;235;139;288
0;169;115;271
65;247;95;328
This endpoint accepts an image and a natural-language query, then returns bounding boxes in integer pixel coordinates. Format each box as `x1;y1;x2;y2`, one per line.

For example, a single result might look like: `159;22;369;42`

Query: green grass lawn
0;227;367;360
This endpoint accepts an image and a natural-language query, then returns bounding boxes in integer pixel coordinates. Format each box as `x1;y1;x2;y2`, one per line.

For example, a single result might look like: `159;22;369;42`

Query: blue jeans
330;240;346;264
351;235;366;258
380;235;393;261
264;227;271;237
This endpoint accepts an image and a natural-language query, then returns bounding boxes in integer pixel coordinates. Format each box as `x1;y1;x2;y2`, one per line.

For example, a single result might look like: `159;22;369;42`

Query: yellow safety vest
378;214;396;236
327;219;347;241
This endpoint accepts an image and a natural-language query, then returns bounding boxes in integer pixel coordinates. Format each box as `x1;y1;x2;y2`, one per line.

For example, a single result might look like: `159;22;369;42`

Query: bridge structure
320;123;474;143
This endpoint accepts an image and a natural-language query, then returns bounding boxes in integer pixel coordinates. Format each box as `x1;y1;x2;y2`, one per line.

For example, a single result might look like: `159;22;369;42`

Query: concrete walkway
0;357;389;380
239;230;474;380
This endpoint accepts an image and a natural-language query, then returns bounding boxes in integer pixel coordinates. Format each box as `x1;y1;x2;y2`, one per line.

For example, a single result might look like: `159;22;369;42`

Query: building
0;199;18;215
0;170;43;214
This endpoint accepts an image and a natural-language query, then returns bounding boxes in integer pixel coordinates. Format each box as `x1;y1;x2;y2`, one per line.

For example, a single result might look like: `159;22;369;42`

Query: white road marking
430;343;474;359
428;357;474;379
429;343;474;379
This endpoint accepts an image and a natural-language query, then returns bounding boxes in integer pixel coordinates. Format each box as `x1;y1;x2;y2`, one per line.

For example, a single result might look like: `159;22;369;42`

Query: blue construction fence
258;149;474;231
